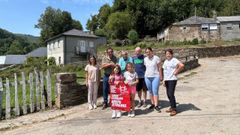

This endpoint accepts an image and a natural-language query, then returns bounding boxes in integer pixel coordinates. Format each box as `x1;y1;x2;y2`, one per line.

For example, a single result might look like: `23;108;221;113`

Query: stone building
217;16;240;40
157;16;220;42
46;29;100;65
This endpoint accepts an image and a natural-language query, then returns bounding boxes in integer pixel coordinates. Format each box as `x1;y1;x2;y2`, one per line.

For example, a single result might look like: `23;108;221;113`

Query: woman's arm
157;62;163;81
174;62;185;75
85;71;88;87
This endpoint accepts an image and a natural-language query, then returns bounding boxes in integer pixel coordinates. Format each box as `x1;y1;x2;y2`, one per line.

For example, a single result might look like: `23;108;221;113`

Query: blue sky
0;0;113;36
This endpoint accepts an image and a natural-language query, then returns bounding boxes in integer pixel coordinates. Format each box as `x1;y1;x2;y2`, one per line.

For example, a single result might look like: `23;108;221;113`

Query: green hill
0;28;40;55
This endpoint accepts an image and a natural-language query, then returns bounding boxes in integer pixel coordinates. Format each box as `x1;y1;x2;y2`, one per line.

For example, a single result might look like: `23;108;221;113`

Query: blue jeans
103;74;110;104
145;77;160;96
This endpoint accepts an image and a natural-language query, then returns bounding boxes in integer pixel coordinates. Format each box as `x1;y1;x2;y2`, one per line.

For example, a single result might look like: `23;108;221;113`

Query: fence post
14;73;20;116
29;73;34;113
21;72;27;115
34;69;40;111
40;72;45;110
0;78;3;118
5;78;11;119
46;70;52;108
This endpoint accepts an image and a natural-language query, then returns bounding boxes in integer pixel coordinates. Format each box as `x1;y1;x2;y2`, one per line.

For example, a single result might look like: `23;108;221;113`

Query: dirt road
1;56;240;135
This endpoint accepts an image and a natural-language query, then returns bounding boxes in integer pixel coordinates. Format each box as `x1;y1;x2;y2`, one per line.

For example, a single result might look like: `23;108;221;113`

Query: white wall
47;37;65;65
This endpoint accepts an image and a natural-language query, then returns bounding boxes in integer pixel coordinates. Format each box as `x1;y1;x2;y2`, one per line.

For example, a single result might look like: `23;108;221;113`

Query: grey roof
46;29;98;42
217;16;240;22
0;55;26;65
174;16;218;25
27;47;47;57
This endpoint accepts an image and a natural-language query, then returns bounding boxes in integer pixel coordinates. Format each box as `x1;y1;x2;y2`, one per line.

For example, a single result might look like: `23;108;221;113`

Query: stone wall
55;73;103;109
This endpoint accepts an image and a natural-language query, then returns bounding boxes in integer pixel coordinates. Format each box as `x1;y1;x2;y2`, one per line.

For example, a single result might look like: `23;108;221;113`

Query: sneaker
128;111;131;117
154;106;161;112
89;104;93;110
102;103;108;110
93;104;97;109
137;101;142;108
116;111;122;118
148;104;155;110
112;110;116;119
131;111;135;117
142;102;147;108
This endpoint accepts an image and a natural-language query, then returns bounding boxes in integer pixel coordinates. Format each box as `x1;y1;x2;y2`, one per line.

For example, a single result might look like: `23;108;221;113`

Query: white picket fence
0;69;55;120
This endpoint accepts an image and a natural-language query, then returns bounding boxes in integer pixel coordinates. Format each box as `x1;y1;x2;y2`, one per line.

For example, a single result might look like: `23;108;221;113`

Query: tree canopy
86;0;240;39
35;7;83;46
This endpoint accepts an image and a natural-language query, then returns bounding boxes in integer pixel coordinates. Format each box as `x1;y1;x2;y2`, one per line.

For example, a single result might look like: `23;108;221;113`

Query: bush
95;29;106;37
47;57;56;66
127;29;139;44
114;39;123;46
200;39;207;44
192;38;199;45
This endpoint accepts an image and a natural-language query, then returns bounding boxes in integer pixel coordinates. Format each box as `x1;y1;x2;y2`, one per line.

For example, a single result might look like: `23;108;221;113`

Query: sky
0;0;113;36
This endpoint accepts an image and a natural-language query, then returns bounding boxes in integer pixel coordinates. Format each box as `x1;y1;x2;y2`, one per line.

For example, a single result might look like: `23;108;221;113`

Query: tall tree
86;15;99;32
98;4;112;29
105;12;132;39
35;6;83;46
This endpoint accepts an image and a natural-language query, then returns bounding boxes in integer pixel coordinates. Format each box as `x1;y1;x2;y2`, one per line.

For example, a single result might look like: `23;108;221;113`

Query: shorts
144;77;160;96
129;86;136;94
136;78;147;92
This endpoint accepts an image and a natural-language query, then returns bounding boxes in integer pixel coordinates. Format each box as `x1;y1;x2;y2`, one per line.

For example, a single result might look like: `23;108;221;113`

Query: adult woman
144;47;162;112
162;49;184;116
85;56;101;110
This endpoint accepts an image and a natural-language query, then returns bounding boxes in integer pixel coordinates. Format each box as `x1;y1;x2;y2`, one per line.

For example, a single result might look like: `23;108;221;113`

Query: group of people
84;46;184;118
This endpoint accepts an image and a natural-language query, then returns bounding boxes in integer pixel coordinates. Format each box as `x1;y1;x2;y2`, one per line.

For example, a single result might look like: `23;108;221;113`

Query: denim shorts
144;77;160;96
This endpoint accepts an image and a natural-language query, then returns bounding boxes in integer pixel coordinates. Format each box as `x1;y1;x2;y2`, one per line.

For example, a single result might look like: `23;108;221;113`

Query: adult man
132;47;147;107
101;47;117;109
118;51;133;73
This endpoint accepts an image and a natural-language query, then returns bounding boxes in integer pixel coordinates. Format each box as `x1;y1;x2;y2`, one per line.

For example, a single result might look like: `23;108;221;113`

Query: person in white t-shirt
85;56;101;110
162;49;184;116
144;47;163;112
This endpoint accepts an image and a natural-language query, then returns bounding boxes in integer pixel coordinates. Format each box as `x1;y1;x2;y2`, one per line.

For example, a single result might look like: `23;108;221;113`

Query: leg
103;75;109;104
167;81;177;109
152;77;160;106
88;82;93;110
145;77;154;105
93;82;98;108
131;94;136;111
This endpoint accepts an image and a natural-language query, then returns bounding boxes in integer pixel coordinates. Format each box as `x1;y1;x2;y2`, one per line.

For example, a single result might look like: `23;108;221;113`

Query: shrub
127;30;139;44
192;38;199;45
47;57;56;66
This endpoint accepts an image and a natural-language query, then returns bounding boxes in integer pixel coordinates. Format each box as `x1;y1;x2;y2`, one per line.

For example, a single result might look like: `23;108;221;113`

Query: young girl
124;62;139;117
109;65;124;118
85;56;101;110
162;49;184;116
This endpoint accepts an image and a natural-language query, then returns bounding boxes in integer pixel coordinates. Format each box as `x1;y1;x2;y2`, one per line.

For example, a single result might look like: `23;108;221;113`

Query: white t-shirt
85;64;99;82
162;58;180;81
144;55;161;77
124;71;138;85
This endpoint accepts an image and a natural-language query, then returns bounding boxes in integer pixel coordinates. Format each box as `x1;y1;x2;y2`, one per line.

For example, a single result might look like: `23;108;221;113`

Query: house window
89;41;94;48
77;40;86;52
210;24;217;30
201;24;209;31
226;24;233;30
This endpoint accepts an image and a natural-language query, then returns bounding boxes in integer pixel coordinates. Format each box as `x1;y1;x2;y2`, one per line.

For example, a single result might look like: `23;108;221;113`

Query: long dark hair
88;55;97;65
111;65;122;75
165;49;174;55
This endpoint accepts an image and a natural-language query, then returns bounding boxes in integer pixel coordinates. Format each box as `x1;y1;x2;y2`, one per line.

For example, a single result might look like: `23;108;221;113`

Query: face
90;57;95;65
135;48;141;55
107;49;113;57
114;67;120;74
166;51;173;60
122;52;128;59
126;64;134;72
145;49;153;57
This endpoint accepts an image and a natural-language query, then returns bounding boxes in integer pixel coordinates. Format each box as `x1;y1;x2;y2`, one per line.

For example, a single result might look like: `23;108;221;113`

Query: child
109;65;124;119
85;56;101;110
124;62;139;117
